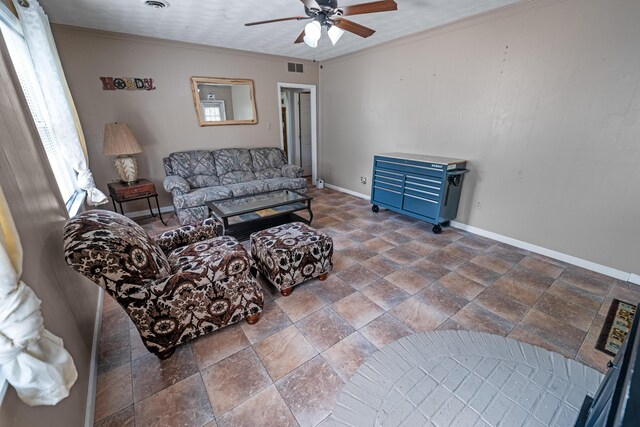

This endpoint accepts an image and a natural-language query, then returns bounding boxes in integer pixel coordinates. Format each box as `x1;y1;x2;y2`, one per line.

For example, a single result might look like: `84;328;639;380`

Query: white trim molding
450;221;635;283
84;288;103;427
277;82;318;184
324;183;638;284
324;183;370;200
120;205;174;220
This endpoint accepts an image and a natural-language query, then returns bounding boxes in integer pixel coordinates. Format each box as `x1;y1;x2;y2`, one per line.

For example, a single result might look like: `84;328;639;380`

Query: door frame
277;82;317;184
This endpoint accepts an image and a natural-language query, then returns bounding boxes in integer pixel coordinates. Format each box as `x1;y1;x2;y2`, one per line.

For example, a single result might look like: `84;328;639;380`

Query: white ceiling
40;0;522;61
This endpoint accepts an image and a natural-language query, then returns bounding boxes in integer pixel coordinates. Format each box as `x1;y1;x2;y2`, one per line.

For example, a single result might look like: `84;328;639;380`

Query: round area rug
330;331;603;427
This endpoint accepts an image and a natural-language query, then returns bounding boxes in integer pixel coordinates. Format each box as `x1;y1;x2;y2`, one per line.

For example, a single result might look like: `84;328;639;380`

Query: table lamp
103;123;143;183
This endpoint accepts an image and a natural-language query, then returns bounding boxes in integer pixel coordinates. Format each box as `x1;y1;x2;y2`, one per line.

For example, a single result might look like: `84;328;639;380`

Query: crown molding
51;23;320;67
321;0;569;64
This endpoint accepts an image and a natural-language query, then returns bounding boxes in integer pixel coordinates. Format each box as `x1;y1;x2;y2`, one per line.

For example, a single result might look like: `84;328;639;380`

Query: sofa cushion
186;175;222;189
214;148;256;185
263;177;307;192
251;147;287;179
168;151;219;183
167;235;249;277
225;180;270;198
173;186;232;209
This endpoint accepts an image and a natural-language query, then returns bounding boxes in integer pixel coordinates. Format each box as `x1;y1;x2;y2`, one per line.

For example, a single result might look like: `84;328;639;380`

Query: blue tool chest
370;153;469;234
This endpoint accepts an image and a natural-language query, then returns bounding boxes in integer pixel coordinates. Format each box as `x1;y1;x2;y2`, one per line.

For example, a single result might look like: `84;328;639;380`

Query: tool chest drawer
370;153;469;234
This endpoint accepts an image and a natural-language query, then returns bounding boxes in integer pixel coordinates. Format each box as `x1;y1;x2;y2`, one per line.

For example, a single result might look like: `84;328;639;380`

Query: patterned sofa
63;210;263;359
163;147;306;225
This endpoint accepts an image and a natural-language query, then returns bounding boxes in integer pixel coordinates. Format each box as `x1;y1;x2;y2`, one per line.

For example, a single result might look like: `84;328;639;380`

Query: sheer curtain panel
12;0;107;206
0;184;77;406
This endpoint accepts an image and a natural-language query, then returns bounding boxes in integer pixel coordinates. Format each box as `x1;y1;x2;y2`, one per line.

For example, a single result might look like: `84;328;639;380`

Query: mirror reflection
190;77;257;126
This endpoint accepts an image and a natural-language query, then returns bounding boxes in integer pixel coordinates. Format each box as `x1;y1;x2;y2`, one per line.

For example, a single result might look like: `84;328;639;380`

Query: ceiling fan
245;0;398;48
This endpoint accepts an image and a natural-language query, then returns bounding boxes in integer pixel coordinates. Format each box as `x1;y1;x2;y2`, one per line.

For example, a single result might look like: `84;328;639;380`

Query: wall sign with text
100;77;156;91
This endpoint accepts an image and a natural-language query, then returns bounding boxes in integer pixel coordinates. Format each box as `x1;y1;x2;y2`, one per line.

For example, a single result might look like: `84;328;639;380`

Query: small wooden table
107;178;166;225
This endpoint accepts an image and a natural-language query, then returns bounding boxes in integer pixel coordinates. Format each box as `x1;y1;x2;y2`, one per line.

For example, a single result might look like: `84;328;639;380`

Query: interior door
298;92;312;177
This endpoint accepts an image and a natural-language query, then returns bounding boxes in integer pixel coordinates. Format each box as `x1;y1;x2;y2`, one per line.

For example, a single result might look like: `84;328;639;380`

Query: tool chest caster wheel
372;205;379;213
432;224;442;234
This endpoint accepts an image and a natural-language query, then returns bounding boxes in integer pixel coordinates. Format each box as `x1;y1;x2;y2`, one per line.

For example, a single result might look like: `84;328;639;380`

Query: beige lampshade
103;123;143;156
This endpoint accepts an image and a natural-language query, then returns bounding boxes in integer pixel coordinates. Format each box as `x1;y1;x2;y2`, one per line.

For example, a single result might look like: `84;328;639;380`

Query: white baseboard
324;183;370;200
85;288;103;427
323;184;638;285
121;205;174;219
450;221;635;283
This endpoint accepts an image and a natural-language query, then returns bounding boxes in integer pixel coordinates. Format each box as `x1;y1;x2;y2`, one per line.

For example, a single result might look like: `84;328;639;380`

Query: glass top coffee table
207;190;313;237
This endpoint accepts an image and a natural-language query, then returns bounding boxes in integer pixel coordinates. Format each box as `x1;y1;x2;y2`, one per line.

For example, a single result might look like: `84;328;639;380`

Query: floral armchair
63;210;263;359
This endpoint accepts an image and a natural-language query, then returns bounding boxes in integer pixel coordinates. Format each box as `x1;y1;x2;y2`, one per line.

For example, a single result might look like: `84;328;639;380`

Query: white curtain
0;185;77;406
13;0;107;206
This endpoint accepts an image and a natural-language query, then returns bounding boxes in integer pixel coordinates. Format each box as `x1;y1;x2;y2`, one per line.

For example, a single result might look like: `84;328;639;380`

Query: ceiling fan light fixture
304;21;321;39
303;34;319;48
304;20;321;48
327;25;344;45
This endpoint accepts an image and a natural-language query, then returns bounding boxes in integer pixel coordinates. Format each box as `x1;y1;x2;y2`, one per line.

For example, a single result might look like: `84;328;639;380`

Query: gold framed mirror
190;77;258;126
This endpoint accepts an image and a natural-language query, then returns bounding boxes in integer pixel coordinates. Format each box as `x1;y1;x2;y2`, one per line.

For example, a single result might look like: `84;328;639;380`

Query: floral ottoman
250;222;333;296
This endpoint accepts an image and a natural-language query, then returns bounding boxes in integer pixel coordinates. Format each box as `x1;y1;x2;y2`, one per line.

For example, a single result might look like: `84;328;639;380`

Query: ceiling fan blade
294;30;306;44
339;0;397;16
333;18;376;38
300;0;321;10
245;16;310;26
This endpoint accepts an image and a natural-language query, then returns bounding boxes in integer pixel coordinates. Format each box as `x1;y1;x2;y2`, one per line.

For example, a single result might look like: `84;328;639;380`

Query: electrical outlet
475;201;483;209
360;176;367;184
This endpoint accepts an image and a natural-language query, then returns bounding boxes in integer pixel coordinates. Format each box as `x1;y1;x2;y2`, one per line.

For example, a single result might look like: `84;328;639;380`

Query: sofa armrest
153;218;219;253
163;176;190;196
282;164;304;178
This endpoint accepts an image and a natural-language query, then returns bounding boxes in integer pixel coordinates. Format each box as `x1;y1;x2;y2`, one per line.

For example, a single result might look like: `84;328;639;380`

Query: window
201;100;227;122
0;16;78;205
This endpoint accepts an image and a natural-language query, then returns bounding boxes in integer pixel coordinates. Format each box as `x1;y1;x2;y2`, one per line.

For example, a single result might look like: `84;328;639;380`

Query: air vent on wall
144;0;169;9
287;62;304;73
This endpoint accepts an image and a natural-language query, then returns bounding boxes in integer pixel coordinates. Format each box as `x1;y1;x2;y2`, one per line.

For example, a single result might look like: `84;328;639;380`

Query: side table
107;178;166;226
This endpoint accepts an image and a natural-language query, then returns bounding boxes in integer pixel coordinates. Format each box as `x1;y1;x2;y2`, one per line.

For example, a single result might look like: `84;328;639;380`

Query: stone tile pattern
93;184;638;427
331;331;603;427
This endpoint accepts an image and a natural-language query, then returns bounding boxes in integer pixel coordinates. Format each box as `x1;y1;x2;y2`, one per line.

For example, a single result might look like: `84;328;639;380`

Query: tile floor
93;185;640;427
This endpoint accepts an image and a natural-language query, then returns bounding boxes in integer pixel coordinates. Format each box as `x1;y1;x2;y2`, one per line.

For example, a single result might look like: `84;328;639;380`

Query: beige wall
53;26;319;210
0;34;98;426
319;0;640;274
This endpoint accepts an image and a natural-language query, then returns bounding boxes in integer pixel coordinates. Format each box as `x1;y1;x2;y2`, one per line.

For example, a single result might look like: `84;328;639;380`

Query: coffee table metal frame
207;189;313;236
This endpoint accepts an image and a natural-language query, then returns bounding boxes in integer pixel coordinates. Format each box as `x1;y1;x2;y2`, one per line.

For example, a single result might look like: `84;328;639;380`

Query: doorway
277;83;317;184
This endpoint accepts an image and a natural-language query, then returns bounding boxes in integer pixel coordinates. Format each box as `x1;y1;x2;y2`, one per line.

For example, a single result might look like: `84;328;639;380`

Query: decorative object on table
251;222;332;297
208;189;313;241
163;147;305;225
13;0;107;205
370;152;469;234
331;330;603;426
0;183;77;406
190;77;257;126
103;122;143;183
100;77;156;91
596;298;637;356
63;210;264;359
244;0;398;48
107;178;166;226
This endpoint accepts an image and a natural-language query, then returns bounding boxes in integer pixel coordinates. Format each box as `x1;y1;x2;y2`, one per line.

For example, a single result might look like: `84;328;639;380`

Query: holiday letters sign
100;77;156;91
